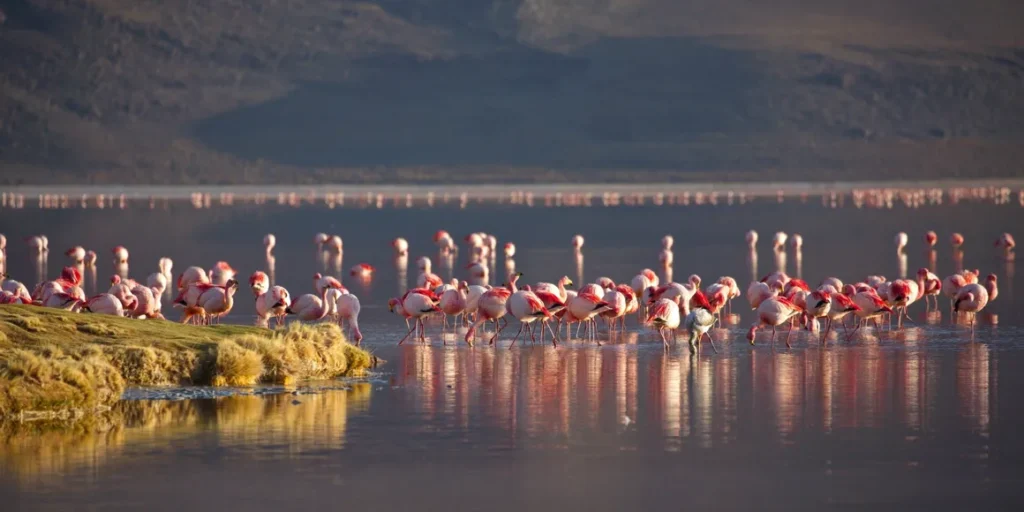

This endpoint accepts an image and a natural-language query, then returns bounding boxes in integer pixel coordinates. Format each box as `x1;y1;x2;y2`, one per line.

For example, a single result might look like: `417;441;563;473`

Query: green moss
0;305;377;418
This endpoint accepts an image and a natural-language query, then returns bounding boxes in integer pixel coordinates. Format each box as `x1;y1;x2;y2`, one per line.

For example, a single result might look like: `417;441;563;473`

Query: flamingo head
65;247;76;256
110;275;121;285
313;272;323;280
509;271;523;284
387;298;399;313
841;284;857;297
916;267;930;278
986;274;998;284
954;294;972;312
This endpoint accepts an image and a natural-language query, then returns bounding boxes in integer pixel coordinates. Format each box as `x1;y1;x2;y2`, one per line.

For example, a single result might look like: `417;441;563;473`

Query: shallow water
2;194;1024;510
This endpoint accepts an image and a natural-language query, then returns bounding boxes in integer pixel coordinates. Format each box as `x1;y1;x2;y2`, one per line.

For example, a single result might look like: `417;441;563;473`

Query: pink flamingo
84;294;126;316
506;282;552;347
287;284;334;323
915;268;941;309
256;285;291;328
335;293;363;344
112;246;129;265
438;281;468;331
350;263;375;277
746;296;804;348
392;237;409;256
646;298;680;349
950;232;964;248
249;271;270;297
954;283;990;332
398;289;442;344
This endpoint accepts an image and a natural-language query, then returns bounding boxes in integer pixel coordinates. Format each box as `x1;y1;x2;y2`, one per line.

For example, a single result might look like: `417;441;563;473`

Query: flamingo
954;283;990;332
396;289;442;344
314;233;330;250
1;273;32;303
158;257;173;278
85;250;97;267
335;293;363;343
801;289;831;337
895;232;908;253
313;272;345;295
249;271;270;296
43;291;83;311
417;271;443;290
350;263;375;277
195;279;238;324
466;262;488;282
25;235;44;255
264;234;276;255
646;298;680;349
129;285;162;319
504;242;516;258
915;268;941;309
507;283;553;347
465;274;517;345
434;230;456;253
823;292;861;343
985;274;998;303
941;273;967;312
683;291;719;353
662;235;674;250
772;232;788;251
535;276;574;302
885;279;919;328
716;276;740;315
392;237;409;256
746;230;758;249
209;261;236;286
439;281;468;330
256;286;291;328
416;256;432;274
147;272;168;296
924;231;938;248
571;234;584;251
747;281;776;310
659;249;674;267
565;290;609;342
950;232;964;248
84;294;125;316
789;234;803;251
177;266;209;291
288;285;334;323
746;296;804;348
112;245;129;265
599;287;627;332
994;233;1015;255
464;283;488;324
65;246;86;264
325;235;343;253
851;290;894;336
761;271;790;291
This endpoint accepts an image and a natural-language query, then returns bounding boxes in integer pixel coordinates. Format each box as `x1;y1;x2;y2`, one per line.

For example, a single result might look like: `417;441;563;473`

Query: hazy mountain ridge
1;0;1023;184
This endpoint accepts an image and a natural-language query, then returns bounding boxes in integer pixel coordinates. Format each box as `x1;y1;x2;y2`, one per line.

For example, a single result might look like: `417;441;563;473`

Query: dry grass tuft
211;340;264;386
0;305;376;418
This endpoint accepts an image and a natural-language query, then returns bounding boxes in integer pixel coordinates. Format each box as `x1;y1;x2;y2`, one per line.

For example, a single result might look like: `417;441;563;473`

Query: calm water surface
2;199;1024;510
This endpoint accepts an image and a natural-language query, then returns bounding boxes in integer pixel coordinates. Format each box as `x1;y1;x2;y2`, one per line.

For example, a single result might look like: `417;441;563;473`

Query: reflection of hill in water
0;385;371;484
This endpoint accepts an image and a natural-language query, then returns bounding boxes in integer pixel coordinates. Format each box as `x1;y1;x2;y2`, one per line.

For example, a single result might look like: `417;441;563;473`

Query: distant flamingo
772;232;787;251
112;246;129;265
504;242;516;258
65;246;85;264
950;232;964;248
392;237;409;256
746;230;758;249
158;257;173;278
264;234;276;255
994;233;1015;255
789;234;803;251
985;274;998;303
84;250;97;267
924;231;938;248
417;256;432;273
350;263;375;277
314;233;330;250
571;234;584;251
895;232;908;253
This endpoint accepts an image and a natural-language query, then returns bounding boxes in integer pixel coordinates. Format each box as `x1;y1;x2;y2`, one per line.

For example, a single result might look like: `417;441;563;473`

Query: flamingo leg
510;323;524;347
785;322;794;348
703;331;719;354
660;328;669;349
529;322;538;343
398;323;417;345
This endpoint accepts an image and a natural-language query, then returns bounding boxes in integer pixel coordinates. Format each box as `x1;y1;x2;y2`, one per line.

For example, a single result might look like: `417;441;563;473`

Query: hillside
1;0;1023;184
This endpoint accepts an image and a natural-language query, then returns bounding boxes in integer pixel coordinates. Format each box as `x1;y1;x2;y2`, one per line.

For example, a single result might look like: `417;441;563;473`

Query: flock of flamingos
0;229;1015;352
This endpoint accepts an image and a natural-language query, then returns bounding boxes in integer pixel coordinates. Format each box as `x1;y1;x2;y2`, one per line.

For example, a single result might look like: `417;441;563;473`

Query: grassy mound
0;305;378;419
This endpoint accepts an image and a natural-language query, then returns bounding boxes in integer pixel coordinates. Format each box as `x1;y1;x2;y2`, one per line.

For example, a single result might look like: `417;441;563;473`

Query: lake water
2;186;1024;510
